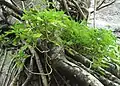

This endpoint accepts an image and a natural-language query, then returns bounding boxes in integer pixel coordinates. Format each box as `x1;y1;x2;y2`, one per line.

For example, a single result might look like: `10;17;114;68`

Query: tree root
29;47;48;86
0;43;120;86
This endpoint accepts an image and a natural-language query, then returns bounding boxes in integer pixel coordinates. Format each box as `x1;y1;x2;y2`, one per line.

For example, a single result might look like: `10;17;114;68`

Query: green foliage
14;45;30;67
1;9;120;68
61;20;118;68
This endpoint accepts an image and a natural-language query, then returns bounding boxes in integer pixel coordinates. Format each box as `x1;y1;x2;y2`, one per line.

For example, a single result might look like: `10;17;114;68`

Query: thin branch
79;1;88;8
54;69;69;86
24;55;52;75
0;49;7;75
99;67;120;85
10;0;19;8
65;47;92;68
21;1;25;10
52;73;60;86
10;12;22;21
91;0;116;13
71;0;86;19
21;55;34;86
0;1;24;16
9;67;23;86
98;74;120;86
45;53;51;81
5;64;17;86
96;0;105;10
97;0;116;10
0;49;4;58
62;0;71;16
31;47;48;86
2;57;14;86
93;0;96;28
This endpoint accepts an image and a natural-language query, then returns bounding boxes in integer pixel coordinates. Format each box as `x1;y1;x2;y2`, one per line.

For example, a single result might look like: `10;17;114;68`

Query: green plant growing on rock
2;9;120;70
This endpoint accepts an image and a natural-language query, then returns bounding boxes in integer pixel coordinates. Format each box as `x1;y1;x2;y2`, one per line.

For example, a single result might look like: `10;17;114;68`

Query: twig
5;64;17;86
28;46;48;86
91;0;116;13
65;47;92;68
96;0;105;10
44;53;51;81
0;49;4;58
24;59;52;75
36;46;50;53
93;0;96;28
79;1;88;8
66;49;120;85
21;1;25;10
0;1;24;16
21;55;34;86
2;57;14;86
10;0;19;8
98;74;120;86
97;0;116;10
25;2;34;8
54;69;69;86
0;49;7;75
22;42;52;76
52;73;60;86
9;67;23;86
38;75;42;86
99;67;120;85
62;0;71;16
10;12;22;21
71;0;86;19
32;47;48;86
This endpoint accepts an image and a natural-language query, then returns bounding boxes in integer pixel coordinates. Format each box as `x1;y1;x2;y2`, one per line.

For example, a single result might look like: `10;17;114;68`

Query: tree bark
50;46;104;86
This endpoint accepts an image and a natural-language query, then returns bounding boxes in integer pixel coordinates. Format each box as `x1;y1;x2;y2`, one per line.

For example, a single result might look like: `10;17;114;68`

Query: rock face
89;0;120;30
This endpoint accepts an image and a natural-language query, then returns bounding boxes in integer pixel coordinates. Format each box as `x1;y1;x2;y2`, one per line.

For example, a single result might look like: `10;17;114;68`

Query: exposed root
0;49;7;75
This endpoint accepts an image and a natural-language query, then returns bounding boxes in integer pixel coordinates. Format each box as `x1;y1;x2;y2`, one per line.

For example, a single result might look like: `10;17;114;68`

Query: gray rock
89;0;120;31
